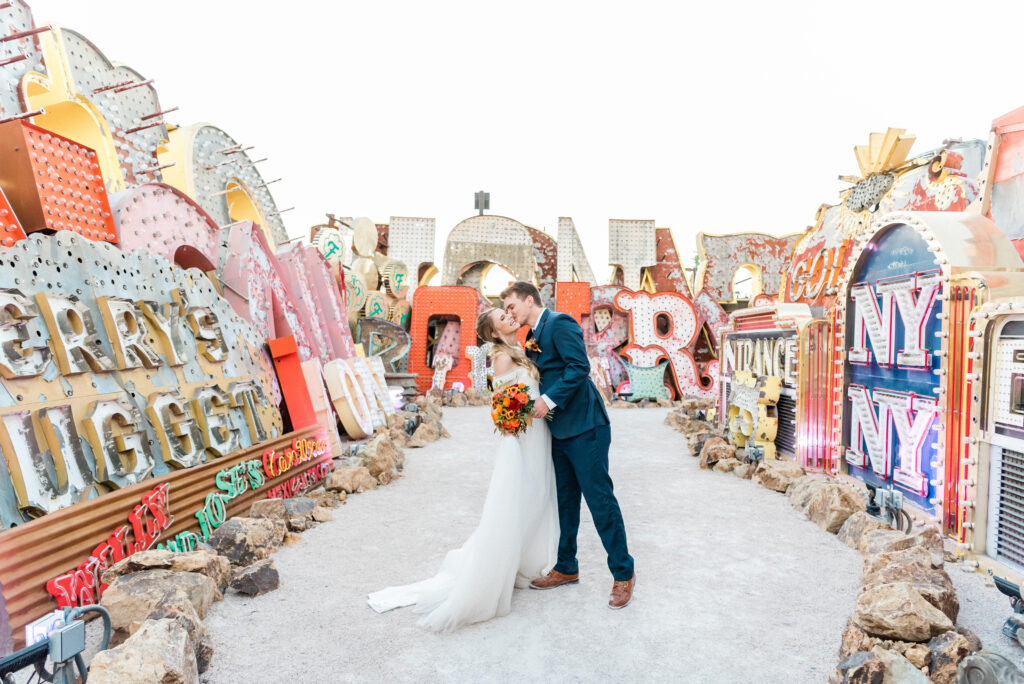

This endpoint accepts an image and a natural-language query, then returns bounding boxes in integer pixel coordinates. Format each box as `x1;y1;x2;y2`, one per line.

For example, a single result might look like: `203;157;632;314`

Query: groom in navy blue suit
501;281;635;609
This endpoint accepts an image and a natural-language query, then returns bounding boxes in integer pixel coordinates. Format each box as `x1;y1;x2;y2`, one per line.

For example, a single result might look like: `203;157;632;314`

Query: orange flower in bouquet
490;382;535;437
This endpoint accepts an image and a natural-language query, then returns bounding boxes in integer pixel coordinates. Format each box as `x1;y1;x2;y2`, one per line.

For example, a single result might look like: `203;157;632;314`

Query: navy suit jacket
527;309;609;440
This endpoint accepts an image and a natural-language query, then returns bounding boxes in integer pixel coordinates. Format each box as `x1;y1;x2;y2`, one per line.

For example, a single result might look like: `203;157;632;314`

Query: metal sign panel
842;223;942;510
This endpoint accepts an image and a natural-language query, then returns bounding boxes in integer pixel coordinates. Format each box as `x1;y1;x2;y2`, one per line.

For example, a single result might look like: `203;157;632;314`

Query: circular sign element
351;217;378;257
364;291;388;319
389;299;412;328
382;260;410;299
351;256;379;291
343;269;368;314
311;227;348;266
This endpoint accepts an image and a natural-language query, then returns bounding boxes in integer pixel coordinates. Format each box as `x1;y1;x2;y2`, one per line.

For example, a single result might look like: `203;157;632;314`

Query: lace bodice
493;366;540;398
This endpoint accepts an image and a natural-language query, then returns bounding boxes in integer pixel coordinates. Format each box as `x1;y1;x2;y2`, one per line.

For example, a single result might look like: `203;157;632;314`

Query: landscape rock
360;433;402;476
900;643;930;669
464;388;490;406
839;618;880;660
407;422;440;447
414;396;443;424
88;618;198;684
829;646;929;684
684;428;722;455
676;417;703;434
955;625;983;652
859;529;909;556
283;532;303;546
926;630;971;684
830;650;881;684
853;582;953;641
859;525;944;556
280;499;315;532
326;466;377;493
307;489;338;509
713;458;741;473
312;506;333;522
697;436;729;469
701;442;736;470
787;476;830;514
838;512;892;551
752;459;806;493
387;411;414;430
906;525;944;554
229;559;280;597
102;549;231;591
147;588;214;673
248;498;288;521
283;497;316;520
680;397;716;413
206;517;285;566
388;426;410;448
378;471;393;485
862;546;958;622
732;463;755;479
807;483;866;534
839;619;934;671
101;570;216;644
871;645;930;682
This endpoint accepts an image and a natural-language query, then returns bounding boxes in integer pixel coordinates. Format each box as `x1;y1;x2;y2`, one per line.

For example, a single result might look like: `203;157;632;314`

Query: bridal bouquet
491;383;535;436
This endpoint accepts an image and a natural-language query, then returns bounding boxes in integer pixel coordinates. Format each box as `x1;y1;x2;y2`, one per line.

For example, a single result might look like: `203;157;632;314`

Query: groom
501;282;636;609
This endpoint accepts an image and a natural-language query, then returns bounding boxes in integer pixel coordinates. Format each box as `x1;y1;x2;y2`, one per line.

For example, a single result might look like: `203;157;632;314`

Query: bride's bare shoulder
492;351;514;377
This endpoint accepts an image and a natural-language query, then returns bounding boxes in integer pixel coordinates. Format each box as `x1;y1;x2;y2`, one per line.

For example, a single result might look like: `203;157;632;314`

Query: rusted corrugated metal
0;424;329;649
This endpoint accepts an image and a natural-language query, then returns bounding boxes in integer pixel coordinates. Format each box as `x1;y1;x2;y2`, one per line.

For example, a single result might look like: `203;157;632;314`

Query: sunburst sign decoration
840;128;917;212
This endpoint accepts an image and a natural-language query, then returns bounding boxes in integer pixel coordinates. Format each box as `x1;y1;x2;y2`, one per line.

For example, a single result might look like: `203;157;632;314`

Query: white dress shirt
532;308;556;410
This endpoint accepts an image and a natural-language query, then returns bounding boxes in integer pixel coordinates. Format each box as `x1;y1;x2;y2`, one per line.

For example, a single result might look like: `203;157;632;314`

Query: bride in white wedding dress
367;308;558;632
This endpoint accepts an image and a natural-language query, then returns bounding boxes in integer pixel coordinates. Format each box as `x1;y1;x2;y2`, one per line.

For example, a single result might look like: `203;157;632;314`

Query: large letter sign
842;224;943;507
849;273;941;369
614;290;716;398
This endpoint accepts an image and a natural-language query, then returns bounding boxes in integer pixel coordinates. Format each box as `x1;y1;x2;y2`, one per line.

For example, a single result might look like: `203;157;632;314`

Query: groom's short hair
500;281;544;307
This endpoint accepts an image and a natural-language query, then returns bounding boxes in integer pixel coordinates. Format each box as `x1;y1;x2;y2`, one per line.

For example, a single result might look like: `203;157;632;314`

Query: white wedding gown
368;367;558;632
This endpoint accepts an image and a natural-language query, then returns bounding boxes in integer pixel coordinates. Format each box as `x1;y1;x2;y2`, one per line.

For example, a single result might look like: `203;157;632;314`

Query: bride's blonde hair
476;309;539;380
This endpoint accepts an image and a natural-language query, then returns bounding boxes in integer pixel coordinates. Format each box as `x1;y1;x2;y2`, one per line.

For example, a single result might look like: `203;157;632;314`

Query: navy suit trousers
551;424;634;581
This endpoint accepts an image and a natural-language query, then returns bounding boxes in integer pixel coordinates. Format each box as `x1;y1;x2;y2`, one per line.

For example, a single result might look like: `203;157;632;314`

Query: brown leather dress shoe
529;569;580;590
608;573;635;609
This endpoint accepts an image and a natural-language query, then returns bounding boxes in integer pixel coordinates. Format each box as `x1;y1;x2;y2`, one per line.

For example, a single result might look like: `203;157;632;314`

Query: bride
367;308;559;631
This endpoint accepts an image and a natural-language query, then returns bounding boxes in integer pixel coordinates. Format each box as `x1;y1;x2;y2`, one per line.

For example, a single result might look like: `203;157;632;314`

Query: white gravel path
198;407;1014;683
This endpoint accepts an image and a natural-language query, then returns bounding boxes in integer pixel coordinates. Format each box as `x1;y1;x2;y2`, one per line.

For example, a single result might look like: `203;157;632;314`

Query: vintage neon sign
45;483;172;608
265;461;334;500
261;437;329;480
727;371;782;459
842;224;942;504
614;290;717;398
195;458;265;540
848;272;941;369
723;334;799;385
0;259;276;526
846;386;936;493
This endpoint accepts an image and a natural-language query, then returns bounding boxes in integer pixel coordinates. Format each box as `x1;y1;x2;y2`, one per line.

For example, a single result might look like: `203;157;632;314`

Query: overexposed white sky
26;0;1024;275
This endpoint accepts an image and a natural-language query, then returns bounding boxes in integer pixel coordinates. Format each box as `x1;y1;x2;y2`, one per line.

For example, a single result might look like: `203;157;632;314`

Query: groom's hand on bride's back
533;397;551;419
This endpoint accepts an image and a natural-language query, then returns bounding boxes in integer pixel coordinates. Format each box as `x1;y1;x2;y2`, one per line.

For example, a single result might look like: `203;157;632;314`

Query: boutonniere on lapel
525;339;541;353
